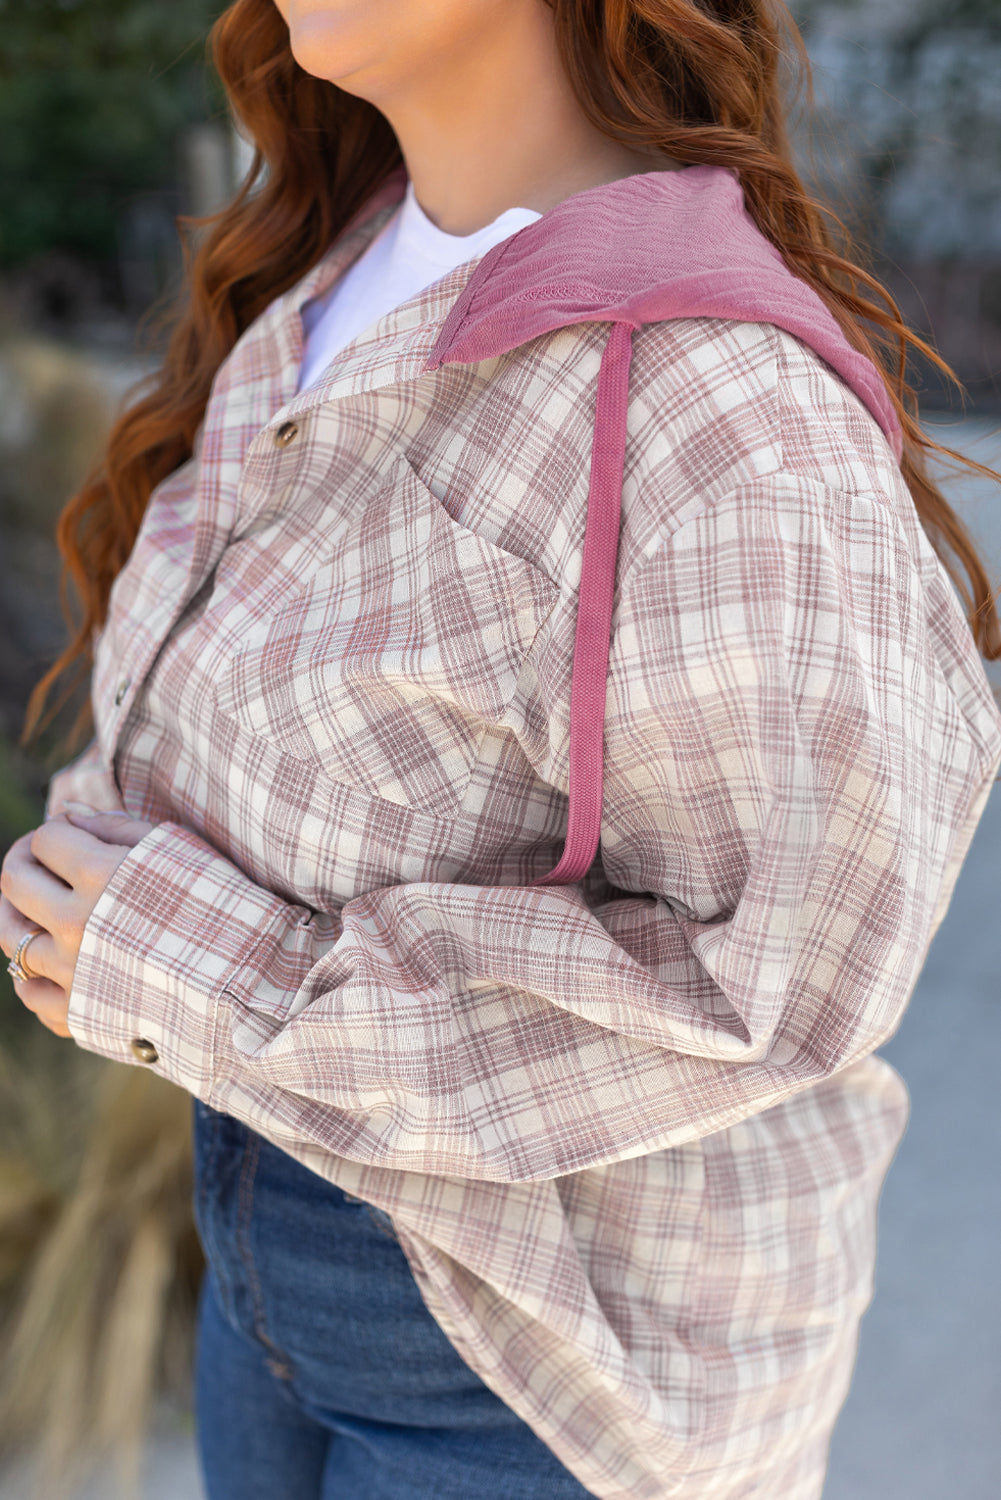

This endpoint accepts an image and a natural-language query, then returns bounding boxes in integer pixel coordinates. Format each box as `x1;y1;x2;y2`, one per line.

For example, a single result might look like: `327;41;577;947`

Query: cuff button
130;1037;159;1064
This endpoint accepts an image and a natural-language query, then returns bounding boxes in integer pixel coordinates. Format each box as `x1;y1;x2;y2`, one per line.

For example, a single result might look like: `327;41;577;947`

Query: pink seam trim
532;320;635;887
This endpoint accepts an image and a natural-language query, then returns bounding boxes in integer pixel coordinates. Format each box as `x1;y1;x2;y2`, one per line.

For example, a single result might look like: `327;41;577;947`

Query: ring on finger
7;929;45;984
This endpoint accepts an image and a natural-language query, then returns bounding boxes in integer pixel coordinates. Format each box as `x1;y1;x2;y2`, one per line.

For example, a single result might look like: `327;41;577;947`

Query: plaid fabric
62;182;1001;1499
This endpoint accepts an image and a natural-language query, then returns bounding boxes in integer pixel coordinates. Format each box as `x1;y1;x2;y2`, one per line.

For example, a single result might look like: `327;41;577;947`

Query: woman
3;2;1000;1497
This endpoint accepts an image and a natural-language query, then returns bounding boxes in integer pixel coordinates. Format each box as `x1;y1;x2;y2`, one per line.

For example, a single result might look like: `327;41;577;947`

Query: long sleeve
67;469;1001;1182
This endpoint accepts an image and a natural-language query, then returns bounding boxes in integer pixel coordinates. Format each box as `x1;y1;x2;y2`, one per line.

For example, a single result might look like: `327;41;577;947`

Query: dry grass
0;332;202;1497
0;338;116;539
0;1038;202;1498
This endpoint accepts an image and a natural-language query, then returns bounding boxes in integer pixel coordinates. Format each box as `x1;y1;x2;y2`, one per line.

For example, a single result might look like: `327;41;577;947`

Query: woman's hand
46;745;128;820
0;810;155;1038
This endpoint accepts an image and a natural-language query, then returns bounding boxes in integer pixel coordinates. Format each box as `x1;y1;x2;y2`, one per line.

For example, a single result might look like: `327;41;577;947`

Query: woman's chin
286;17;376;90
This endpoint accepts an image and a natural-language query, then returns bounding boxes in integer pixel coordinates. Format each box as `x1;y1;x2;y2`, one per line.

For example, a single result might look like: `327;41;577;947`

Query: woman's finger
12;930;69;991
0;892;33;959
27;818;99;888
1;837;76;930
11;972;72;1038
3;821;142;997
28;817;140;896
63;810;154;849
0;902;62;986
1;832;36;872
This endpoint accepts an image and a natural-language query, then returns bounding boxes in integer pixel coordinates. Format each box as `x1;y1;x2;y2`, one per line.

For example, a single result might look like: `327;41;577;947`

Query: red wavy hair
27;0;1001;741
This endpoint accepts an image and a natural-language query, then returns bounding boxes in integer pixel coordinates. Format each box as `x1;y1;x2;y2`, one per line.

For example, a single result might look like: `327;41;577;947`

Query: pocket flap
213;457;559;811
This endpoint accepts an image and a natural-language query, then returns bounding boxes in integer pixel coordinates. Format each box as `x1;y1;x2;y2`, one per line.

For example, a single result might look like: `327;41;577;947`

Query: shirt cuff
67;821;313;1100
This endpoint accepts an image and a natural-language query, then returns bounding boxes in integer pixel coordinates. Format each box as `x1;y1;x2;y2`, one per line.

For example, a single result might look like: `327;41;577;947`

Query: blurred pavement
825;411;1001;1500
824;775;1001;1500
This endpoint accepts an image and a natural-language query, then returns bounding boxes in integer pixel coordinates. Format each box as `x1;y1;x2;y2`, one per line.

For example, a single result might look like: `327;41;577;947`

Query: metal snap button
274;421;299;448
130;1037;159;1065
114;677;130;706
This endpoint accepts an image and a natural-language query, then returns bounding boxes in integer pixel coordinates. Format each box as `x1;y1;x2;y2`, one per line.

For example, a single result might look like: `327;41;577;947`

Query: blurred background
0;0;998;1495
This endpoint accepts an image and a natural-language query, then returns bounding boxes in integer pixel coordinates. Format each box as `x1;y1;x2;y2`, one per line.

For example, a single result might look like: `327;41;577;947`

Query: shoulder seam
620;471;899;598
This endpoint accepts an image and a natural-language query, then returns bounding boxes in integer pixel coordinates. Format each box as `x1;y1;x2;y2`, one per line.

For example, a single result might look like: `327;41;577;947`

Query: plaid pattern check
62;193;1001;1499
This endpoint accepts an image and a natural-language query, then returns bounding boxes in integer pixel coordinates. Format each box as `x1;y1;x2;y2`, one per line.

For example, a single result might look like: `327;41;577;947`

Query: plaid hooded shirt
59;165;1001;1499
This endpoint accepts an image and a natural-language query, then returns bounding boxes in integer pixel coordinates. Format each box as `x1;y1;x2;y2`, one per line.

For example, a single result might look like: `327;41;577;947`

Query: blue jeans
192;1101;593;1499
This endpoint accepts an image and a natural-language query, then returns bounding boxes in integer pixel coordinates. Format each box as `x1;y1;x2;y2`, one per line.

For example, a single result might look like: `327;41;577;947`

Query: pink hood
413;165;904;885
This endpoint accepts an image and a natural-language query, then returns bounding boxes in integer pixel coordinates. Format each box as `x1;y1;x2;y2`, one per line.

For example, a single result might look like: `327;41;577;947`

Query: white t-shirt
297;180;542;393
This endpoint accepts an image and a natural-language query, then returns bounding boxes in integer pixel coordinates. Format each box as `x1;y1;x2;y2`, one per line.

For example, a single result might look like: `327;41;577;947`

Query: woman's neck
388;36;679;238
281;0;682;237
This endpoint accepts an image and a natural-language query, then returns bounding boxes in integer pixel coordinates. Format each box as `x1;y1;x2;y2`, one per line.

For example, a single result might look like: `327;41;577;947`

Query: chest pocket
212;456;559;814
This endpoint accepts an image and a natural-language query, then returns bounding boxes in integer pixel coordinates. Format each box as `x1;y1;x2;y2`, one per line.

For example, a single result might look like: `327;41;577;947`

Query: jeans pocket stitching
234;1133;295;1378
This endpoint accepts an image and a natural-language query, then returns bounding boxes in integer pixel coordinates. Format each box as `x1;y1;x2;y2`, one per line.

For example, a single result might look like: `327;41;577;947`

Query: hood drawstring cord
533;319;635;886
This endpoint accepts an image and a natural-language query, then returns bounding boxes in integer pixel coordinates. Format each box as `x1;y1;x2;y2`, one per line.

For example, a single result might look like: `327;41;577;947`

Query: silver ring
7;929;44;984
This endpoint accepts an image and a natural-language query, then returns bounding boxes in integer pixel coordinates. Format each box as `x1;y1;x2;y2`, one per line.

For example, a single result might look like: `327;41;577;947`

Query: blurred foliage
0;336;138;816
0;0;225;273
0;738;43;851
